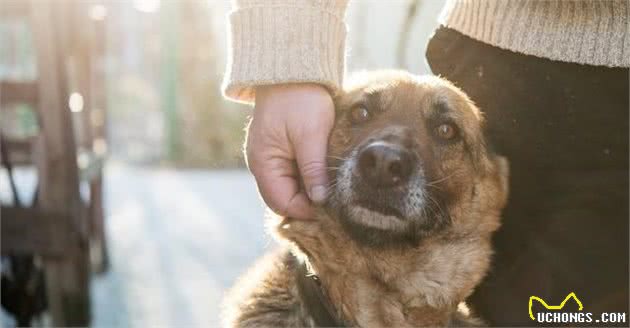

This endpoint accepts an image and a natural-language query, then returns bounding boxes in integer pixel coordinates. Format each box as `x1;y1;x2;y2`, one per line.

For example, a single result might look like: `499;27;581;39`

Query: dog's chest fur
223;213;492;327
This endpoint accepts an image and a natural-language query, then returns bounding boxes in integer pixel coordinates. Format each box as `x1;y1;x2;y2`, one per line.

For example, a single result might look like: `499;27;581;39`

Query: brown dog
223;71;509;327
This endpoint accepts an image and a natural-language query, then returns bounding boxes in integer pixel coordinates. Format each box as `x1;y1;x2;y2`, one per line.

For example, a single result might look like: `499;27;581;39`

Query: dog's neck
275;211;494;327
293;254;455;327
294;257;348;327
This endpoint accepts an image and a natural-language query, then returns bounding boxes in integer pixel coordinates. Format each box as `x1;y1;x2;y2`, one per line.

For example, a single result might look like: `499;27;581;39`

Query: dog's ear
491;155;510;210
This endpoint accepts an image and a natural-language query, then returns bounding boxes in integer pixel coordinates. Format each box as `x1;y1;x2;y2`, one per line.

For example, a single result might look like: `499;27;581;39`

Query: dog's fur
223;71;509;327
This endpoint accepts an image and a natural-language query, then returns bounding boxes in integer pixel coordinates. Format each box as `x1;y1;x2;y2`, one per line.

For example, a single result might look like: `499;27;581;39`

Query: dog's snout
357;143;415;188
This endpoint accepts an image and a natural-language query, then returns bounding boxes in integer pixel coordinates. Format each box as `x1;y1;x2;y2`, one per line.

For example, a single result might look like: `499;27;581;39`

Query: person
222;0;629;325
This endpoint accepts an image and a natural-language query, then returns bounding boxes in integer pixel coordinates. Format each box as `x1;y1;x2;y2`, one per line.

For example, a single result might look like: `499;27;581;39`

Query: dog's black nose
357;143;414;188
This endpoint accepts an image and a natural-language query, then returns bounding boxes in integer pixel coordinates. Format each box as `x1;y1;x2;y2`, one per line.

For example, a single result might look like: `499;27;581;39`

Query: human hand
246;83;335;219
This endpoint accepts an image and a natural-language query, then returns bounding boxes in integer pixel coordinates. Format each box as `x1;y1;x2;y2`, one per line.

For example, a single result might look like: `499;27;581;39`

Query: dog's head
326;71;509;247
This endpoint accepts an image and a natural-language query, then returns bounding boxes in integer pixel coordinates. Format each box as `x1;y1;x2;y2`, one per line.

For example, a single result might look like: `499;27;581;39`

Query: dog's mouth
340;180;418;234
344;204;409;234
355;200;404;220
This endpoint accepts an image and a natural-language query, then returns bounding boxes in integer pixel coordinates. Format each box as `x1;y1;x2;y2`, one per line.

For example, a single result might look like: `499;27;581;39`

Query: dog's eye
349;107;371;124
435;123;458;140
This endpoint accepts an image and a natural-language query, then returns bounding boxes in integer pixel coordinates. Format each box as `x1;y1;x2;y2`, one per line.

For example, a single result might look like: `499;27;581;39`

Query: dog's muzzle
331;126;428;228
328;127;450;245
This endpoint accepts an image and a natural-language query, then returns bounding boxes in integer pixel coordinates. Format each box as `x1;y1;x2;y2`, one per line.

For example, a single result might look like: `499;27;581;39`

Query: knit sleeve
222;0;350;104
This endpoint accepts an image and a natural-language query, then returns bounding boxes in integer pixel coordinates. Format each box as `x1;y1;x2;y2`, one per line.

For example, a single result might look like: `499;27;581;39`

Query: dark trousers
427;27;629;326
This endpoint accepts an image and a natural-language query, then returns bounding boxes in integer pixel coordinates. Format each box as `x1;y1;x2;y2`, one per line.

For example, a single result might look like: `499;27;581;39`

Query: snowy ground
1;163;273;327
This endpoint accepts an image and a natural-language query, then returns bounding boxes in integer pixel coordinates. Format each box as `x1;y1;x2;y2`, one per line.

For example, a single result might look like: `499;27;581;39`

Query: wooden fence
1;1;109;325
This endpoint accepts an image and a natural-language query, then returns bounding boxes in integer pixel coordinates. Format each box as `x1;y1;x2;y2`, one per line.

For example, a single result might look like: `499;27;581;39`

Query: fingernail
309;185;327;203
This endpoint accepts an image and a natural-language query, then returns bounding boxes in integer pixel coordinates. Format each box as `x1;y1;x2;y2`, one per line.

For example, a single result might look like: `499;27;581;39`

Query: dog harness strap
294;257;347;327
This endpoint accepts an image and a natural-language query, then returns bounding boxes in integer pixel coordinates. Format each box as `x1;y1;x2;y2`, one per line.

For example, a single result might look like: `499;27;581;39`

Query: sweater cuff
222;5;347;104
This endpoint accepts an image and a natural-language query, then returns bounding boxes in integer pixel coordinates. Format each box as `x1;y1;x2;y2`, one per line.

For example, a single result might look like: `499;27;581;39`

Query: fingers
294;124;331;204
250;157;315;219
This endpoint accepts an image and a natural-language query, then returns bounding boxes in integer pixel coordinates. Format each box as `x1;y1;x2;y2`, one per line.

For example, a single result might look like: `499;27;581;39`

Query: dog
223;71;509;327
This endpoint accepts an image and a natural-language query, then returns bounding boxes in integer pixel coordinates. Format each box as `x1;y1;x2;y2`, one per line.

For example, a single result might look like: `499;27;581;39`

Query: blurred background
0;0;441;326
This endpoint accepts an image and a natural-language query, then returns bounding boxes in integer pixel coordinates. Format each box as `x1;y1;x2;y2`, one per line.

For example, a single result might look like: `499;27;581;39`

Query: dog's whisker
425;184;443;191
426;170;463;186
323;182;340;195
327;153;357;165
425;194;447;220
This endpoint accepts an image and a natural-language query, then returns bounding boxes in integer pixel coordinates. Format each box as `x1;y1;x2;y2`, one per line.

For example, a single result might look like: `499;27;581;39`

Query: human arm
222;0;350;219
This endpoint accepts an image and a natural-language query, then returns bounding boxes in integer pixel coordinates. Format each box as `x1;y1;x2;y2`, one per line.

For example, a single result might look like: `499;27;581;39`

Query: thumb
294;128;330;204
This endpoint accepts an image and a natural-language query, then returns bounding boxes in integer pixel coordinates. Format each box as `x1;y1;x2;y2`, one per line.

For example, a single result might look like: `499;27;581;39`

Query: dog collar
294;256;347;327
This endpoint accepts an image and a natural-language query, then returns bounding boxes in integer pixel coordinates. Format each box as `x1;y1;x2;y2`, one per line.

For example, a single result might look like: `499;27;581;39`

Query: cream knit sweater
223;0;629;103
